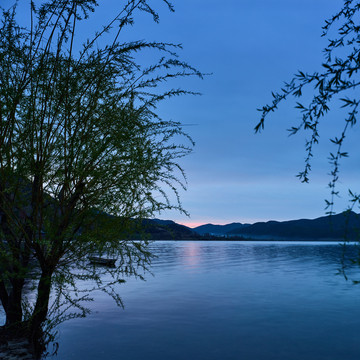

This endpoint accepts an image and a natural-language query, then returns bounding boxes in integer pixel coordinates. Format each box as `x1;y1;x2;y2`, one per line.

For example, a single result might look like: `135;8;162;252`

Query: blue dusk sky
135;0;358;227
8;0;360;226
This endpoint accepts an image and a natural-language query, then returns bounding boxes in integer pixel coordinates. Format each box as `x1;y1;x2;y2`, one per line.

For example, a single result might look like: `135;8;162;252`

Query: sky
9;0;360;226
138;0;358;227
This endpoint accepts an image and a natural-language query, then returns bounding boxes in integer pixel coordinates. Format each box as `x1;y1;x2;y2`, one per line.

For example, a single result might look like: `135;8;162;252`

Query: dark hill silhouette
227;211;360;240
104;212;360;240
141;219;201;240
193;222;249;236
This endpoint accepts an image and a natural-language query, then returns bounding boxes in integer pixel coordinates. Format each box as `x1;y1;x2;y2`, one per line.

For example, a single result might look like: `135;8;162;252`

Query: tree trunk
2;239;31;329
0;280;9;315
6;278;24;327
30;267;54;341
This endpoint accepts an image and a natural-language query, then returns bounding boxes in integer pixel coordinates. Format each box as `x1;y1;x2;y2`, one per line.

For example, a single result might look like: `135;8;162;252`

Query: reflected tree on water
0;0;201;357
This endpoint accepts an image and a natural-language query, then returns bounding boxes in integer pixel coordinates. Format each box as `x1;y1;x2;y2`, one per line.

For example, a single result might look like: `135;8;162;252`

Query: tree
0;0;201;351
255;0;360;215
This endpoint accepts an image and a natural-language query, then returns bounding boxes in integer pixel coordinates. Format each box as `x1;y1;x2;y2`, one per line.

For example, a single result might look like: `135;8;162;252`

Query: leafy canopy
0;0;202;338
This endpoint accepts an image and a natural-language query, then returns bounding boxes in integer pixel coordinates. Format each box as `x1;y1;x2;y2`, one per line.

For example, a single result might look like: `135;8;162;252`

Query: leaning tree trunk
30;266;54;344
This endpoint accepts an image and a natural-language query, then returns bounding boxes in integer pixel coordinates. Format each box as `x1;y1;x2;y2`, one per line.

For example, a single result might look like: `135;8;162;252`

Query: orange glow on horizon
179;221;230;228
179;222;207;228
178;218;269;228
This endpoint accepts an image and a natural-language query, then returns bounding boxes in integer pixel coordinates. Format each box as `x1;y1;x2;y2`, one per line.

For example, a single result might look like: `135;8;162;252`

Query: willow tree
0;0;201;345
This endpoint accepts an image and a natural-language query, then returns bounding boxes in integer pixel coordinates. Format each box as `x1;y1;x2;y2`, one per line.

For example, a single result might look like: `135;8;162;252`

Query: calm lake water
3;241;360;359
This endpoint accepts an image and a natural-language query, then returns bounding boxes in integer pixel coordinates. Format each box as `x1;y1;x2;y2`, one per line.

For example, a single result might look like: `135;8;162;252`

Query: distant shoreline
149;238;350;242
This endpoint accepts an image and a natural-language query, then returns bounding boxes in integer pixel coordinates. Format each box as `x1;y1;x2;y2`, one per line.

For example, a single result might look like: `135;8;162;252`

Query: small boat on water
89;256;116;267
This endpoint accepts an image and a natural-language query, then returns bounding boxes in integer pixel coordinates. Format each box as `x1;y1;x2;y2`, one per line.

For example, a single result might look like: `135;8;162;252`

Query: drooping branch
256;0;360;213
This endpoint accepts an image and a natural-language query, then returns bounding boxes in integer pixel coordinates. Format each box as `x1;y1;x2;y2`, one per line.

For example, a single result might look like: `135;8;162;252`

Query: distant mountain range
192;222;250;236
144;211;360;241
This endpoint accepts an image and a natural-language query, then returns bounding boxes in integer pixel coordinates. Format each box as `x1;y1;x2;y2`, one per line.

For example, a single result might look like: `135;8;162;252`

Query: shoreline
148;238;354;242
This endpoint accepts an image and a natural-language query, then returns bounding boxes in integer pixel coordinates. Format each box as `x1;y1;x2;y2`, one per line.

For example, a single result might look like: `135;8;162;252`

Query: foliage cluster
0;0;200;348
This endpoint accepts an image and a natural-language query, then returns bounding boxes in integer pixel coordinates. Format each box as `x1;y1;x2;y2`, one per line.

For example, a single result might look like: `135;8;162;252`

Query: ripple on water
4;240;360;360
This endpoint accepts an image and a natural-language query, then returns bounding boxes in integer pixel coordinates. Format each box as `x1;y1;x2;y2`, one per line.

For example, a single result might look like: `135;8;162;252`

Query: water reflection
49;241;360;360
3;241;359;359
149;241;359;274
182;241;201;267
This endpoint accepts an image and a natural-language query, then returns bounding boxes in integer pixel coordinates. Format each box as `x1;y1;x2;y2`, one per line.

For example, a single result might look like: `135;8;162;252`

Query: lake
3;241;360;359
